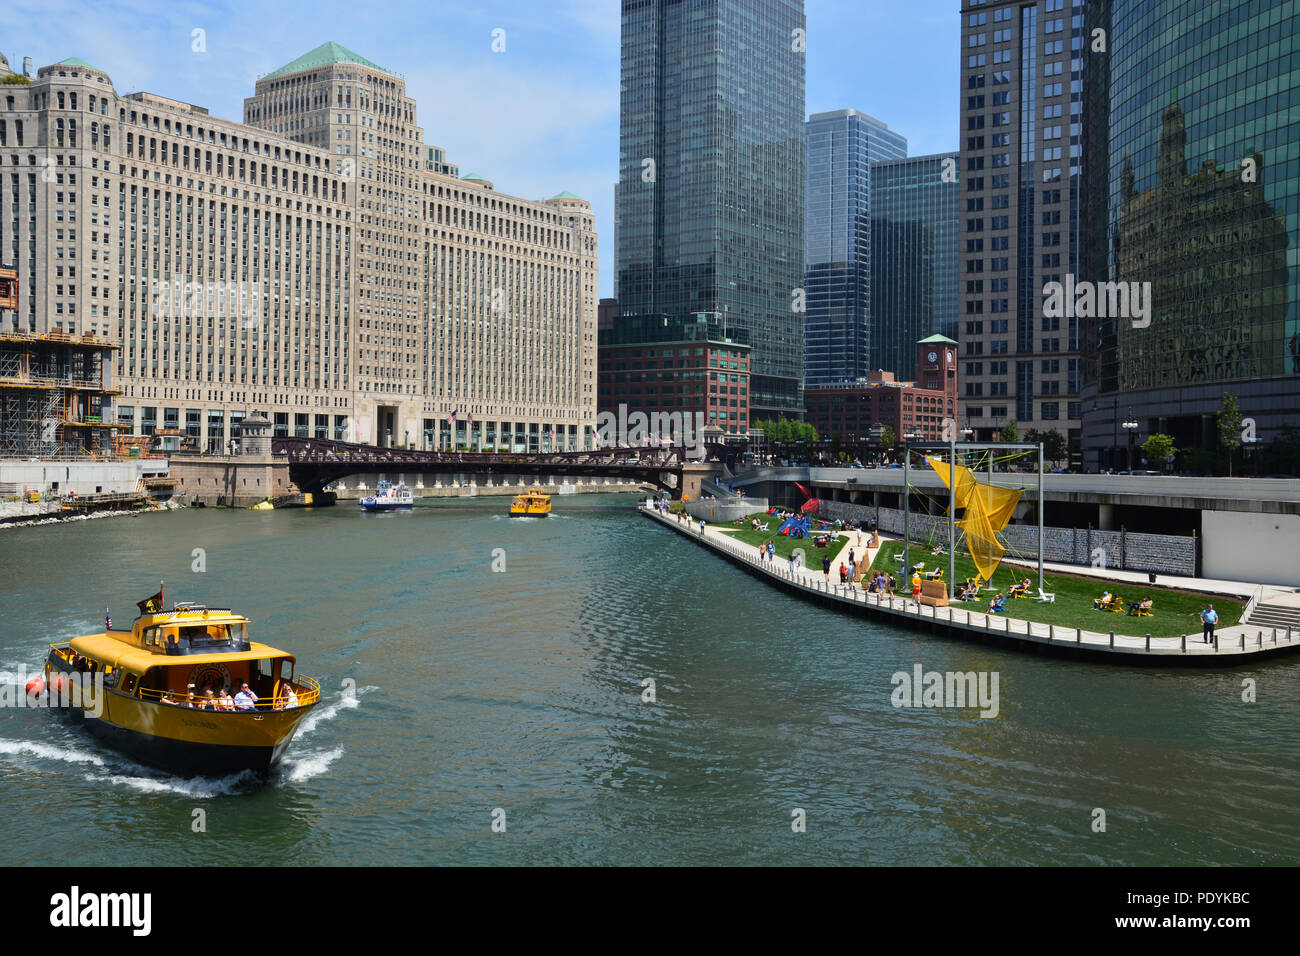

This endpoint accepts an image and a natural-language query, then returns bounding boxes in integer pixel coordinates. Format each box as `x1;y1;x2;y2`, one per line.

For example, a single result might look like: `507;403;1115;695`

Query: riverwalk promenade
641;504;1300;664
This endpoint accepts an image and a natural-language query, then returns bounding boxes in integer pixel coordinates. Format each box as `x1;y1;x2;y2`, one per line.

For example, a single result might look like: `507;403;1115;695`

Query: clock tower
916;334;958;407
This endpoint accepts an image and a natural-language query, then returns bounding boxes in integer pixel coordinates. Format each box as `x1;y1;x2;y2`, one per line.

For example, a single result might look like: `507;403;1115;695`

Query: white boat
360;481;414;511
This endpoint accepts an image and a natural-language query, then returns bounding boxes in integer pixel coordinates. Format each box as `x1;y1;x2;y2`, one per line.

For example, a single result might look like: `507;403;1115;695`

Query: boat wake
92;769;258;798
277;746;345;783
0;736;106;767
296;684;378;738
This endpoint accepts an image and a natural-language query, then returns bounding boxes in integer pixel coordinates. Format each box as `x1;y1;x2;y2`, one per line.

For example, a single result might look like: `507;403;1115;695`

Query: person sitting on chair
1094;590;1113;609
988;593;1007;613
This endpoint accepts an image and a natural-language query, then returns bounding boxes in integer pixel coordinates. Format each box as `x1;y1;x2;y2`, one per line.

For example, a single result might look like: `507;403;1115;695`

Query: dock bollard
1181;634;1186;652
1005;615;1011;632
1109;631;1115;647
1145;634;1151;651
1049;624;1055;640
1258;631;1263;648
1273;628;1277;645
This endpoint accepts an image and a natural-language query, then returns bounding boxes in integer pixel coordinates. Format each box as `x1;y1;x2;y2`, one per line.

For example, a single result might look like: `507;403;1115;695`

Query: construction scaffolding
0;331;124;459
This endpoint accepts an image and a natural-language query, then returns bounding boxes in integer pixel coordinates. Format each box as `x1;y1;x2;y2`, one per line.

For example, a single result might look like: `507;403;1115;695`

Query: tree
999;419;1019;443
1142;433;1177;469
879;426;896;453
1217;392;1243;477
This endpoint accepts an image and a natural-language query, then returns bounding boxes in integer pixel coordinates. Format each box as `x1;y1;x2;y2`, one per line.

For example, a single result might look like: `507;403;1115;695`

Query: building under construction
0;329;124;458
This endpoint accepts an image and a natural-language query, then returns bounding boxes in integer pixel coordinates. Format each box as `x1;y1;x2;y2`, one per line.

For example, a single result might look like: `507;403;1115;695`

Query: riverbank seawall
639;505;1298;665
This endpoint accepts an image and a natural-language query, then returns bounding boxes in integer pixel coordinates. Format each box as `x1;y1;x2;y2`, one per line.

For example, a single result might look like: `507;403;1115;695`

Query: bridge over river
271;437;729;497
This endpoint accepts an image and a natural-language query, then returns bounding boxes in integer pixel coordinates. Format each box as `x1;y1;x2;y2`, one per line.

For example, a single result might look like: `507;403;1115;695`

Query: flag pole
949;439;957;599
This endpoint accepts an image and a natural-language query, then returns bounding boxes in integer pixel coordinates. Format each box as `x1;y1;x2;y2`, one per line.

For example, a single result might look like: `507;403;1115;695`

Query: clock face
927;351;938;363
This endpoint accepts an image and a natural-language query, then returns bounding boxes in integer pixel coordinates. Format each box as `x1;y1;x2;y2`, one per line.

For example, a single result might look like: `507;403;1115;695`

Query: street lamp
1122;416;1139;472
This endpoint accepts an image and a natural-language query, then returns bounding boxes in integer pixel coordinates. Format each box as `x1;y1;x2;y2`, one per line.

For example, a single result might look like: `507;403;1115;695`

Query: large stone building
0;42;597;454
958;0;1083;458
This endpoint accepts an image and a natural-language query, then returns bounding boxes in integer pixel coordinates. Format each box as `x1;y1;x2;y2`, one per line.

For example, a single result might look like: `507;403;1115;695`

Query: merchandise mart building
1079;0;1299;471
0;43;597;454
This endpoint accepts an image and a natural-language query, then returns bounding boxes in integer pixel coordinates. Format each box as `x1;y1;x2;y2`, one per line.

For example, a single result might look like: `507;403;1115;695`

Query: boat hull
509;508;551;517
360;502;412;511
72;709;289;775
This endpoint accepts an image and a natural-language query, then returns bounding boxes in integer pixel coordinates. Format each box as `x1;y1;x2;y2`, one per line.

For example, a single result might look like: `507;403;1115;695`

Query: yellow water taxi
40;585;321;775
509;487;552;517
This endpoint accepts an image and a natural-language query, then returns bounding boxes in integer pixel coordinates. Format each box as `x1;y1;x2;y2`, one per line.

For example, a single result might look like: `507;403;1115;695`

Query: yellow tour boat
39;584;321;775
509;487;552;517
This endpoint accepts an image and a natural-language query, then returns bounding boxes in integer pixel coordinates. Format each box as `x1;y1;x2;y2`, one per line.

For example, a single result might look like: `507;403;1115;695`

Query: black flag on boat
136;585;164;615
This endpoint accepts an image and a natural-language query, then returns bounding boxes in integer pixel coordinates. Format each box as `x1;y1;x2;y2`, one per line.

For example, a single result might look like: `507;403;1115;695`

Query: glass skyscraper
804;109;907;386
870;153;961;379
617;0;807;422
1080;0;1300;470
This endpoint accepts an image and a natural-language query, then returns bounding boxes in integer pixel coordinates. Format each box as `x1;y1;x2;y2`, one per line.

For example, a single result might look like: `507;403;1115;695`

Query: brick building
804;335;958;444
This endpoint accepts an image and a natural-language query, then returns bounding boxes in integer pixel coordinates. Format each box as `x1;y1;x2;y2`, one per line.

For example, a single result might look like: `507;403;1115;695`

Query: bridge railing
272;437;727;468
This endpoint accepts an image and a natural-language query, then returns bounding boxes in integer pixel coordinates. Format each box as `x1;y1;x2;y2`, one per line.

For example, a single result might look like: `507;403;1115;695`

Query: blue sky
0;0;959;297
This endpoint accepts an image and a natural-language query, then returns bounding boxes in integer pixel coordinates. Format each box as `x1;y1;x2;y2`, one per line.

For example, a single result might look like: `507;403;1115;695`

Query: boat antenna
160;579;165;612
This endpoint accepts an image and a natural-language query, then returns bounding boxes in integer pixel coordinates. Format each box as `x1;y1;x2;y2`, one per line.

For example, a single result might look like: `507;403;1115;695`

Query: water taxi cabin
51;604;316;707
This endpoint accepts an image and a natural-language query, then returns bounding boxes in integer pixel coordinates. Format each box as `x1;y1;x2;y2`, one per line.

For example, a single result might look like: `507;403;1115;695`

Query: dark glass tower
617;0;807;421
803;109;906;387
870;153;961;379
1080;0;1299;471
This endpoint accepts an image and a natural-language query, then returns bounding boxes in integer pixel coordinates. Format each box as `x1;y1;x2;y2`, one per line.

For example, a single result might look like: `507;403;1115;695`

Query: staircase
1244;601;1300;631
701;477;741;499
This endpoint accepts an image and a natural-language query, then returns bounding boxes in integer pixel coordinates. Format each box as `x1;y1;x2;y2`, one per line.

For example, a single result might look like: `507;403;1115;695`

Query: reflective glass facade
617;0;806;420
804;110;906;386
870;153;960;379
1080;0;1300;468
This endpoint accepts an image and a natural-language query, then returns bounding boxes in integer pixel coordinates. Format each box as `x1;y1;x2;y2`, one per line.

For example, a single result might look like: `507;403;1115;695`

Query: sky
0;0;960;297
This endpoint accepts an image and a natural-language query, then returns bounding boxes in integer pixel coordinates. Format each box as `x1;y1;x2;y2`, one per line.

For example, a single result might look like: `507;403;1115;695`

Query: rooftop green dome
264;42;389;80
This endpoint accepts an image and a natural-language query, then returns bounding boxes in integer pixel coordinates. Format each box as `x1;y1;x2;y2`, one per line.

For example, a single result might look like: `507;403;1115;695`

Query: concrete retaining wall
684;496;769;523
816;499;1197;576
0;458;168;497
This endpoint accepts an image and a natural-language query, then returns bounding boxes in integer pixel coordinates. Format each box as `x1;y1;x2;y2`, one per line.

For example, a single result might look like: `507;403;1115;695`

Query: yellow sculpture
926;457;1023;583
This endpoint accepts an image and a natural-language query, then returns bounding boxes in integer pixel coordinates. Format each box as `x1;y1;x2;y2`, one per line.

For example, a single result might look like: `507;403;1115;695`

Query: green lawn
869;539;1243;638
714;512;858;564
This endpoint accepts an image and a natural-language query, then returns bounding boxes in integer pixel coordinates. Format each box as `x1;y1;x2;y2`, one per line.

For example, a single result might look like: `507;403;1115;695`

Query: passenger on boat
233;682;257;710
218;686;235;711
279;684;299;710
201;689;217;711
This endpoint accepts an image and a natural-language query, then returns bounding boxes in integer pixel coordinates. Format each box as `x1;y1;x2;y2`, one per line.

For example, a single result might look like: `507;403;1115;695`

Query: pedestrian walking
848;560;857;584
1201;603;1219;644
839;563;847;584
848;548;856;565
788;553;795;572
822;554;831;580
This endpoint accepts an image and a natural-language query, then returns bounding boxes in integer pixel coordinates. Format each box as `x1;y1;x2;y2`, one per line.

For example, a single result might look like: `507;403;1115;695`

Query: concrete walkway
647;506;1298;662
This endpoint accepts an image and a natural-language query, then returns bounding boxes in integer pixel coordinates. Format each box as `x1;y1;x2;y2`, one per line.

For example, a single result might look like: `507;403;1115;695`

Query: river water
1;494;1297;865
